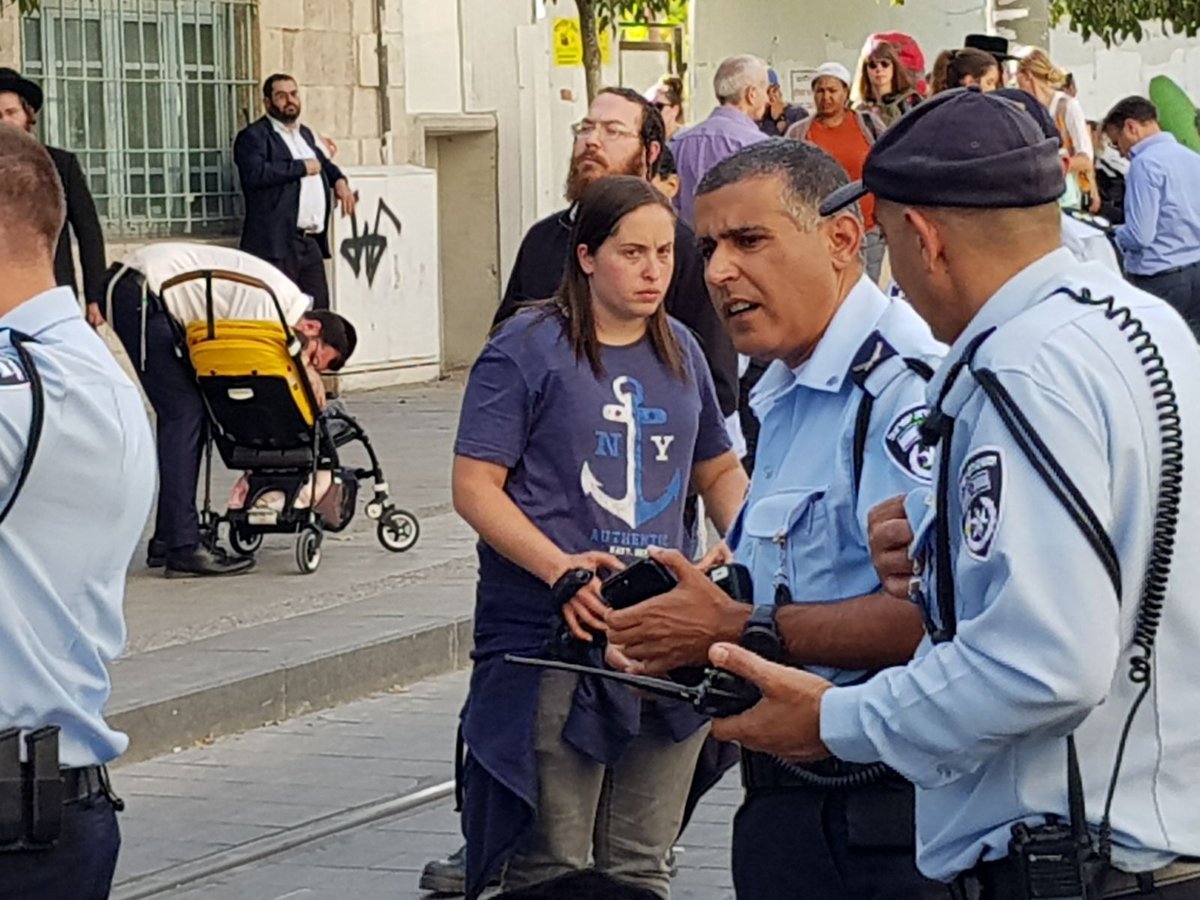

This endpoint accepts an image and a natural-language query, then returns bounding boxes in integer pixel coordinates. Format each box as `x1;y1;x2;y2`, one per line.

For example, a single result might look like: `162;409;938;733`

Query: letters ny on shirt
583;375;682;557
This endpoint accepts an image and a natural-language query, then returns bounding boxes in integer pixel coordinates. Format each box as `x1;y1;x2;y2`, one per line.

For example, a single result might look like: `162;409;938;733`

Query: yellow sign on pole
552;17;613;68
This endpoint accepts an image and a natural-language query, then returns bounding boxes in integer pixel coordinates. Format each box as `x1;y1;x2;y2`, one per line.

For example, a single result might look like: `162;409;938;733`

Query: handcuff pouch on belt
0;727;63;851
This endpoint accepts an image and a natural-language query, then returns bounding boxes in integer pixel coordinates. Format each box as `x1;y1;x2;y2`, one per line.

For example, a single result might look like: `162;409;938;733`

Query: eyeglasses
867;60;893;70
571;120;639;141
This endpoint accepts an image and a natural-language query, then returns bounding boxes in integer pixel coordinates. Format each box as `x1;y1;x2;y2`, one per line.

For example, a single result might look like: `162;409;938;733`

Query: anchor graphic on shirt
581;376;682;529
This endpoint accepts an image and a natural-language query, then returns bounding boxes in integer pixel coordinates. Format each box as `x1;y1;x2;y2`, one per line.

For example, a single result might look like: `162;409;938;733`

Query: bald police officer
606;140;945;899
0;124;155;897
706;89;1200;898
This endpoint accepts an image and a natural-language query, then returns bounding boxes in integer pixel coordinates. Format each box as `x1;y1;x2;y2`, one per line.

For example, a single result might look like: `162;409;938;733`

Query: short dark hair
263;73;296;100
697;138;852;228
0;123;64;257
1103;95;1159;131
303;310;357;370
596;86;666;178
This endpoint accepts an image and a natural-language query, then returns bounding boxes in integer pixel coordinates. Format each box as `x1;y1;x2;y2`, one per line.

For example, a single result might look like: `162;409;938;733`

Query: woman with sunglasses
650;74;685;141
855;42;921;127
454;175;747;899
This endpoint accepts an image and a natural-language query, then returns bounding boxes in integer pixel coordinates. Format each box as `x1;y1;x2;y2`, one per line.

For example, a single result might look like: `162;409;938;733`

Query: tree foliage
1048;0;1200;44
0;0;41;12
553;0;674;104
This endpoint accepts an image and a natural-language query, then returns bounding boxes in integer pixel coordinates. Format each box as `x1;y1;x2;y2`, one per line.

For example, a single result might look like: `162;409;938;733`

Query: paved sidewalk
110;378;483;763
111;670;737;900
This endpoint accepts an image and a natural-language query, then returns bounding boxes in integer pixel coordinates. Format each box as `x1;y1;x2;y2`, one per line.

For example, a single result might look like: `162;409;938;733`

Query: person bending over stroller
99;242;357;578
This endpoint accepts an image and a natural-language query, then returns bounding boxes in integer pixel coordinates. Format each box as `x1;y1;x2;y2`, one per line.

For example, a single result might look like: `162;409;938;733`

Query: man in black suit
0;68;107;325
233;74;357;310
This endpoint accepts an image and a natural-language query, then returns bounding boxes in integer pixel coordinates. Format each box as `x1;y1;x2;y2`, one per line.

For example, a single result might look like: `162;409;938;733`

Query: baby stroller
160;268;420;574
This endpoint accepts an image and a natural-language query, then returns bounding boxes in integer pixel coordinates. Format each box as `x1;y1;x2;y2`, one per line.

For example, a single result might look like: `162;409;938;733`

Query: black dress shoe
165;545;255;578
147;539;167;569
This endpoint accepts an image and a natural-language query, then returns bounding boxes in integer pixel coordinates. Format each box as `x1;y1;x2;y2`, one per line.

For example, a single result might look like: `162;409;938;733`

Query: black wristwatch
741;604;784;663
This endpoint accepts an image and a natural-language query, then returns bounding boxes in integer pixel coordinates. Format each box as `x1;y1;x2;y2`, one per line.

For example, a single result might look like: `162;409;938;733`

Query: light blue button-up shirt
822;249;1200;880
727;277;943;686
1113;132;1200;276
0;288;155;767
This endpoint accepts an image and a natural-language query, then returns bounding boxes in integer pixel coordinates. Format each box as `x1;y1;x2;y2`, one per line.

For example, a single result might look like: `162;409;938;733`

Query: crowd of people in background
424;28;1200;900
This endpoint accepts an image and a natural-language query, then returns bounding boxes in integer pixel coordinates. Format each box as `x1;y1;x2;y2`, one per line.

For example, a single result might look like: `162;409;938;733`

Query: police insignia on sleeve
884;405;935;483
959;448;1004;560
0;356;28;387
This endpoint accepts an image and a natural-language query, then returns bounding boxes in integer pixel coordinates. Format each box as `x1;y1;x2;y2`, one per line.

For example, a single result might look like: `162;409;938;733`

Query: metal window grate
22;0;258;239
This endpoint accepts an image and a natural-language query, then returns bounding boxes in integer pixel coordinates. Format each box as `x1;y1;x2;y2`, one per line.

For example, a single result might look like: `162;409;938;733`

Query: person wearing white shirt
103;243;358;578
234;74;357;310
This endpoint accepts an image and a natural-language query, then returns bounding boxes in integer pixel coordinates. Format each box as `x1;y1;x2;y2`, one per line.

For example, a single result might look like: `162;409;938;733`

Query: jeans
502;670;709;899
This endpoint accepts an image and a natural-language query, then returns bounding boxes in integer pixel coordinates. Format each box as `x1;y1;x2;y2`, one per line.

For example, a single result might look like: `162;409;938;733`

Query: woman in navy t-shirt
453;176;747;898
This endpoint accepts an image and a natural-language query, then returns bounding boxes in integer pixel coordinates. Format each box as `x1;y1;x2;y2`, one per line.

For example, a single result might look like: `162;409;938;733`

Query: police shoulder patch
0;355;27;388
883;404;934;484
959;447;1004;561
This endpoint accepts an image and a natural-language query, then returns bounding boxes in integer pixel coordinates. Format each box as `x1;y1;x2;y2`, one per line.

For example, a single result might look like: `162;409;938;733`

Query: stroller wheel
378;509;420;553
296;527;323;574
229;525;263;558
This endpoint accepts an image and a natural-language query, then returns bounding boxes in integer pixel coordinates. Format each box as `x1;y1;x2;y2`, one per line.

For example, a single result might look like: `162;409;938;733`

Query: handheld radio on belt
921;288;1183;900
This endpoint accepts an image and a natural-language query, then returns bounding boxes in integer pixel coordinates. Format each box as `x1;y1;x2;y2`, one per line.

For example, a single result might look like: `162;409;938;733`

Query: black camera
1009;818;1107;899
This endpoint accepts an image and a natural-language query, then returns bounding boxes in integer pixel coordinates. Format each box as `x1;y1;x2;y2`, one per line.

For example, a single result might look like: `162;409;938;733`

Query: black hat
0;68;42;113
965;34;1014;62
820;88;1064;216
991;88;1063;146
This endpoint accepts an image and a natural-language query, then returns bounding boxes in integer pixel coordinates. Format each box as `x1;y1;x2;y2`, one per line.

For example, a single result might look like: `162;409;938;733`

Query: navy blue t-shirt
455;309;731;583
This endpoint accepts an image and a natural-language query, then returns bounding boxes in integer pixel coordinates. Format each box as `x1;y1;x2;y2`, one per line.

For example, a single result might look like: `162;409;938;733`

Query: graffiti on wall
340;199;403;288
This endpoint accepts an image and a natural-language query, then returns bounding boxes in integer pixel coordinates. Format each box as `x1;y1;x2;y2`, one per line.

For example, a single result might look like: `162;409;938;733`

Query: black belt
1134;260;1200;279
741;749;898;792
966;855;1200;899
23;765;112;804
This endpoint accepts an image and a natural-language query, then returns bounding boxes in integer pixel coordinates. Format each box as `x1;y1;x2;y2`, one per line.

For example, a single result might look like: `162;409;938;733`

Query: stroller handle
159;268;296;350
160;268;279;297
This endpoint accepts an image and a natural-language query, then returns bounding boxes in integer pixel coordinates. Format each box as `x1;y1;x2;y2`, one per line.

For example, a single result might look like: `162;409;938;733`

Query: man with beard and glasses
233;74;357;310
491;87;738;427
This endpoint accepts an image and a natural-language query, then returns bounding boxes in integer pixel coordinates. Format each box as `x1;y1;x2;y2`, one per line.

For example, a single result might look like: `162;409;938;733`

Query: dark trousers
1129;262;1200;342
268;233;331;310
732;781;944;900
0;795;120;900
108;272;206;554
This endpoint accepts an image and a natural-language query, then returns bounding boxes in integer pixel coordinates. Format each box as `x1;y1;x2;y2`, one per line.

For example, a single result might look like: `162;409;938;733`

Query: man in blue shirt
707;89;1200;898
607;140;945;899
1105;95;1200;339
0;124;156;897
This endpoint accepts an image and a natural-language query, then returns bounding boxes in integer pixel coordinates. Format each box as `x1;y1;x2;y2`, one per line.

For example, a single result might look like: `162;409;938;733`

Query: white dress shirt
269;117;327;233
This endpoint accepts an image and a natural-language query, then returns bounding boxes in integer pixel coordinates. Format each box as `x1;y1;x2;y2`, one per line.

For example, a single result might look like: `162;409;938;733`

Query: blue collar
928;247;1076;403
1130;131;1176;158
0;287;82;338
750;276;889;416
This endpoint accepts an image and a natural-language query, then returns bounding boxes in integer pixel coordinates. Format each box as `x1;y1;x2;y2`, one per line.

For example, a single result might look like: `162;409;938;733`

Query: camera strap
0;331;44;530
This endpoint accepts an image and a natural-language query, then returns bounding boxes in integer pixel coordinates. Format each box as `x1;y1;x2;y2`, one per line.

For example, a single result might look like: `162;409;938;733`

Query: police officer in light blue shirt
607;140;946;900
706;90;1200;899
0;125;155;899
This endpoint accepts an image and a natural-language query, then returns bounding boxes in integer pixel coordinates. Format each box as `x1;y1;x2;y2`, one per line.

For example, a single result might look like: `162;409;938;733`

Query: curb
110;616;473;766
